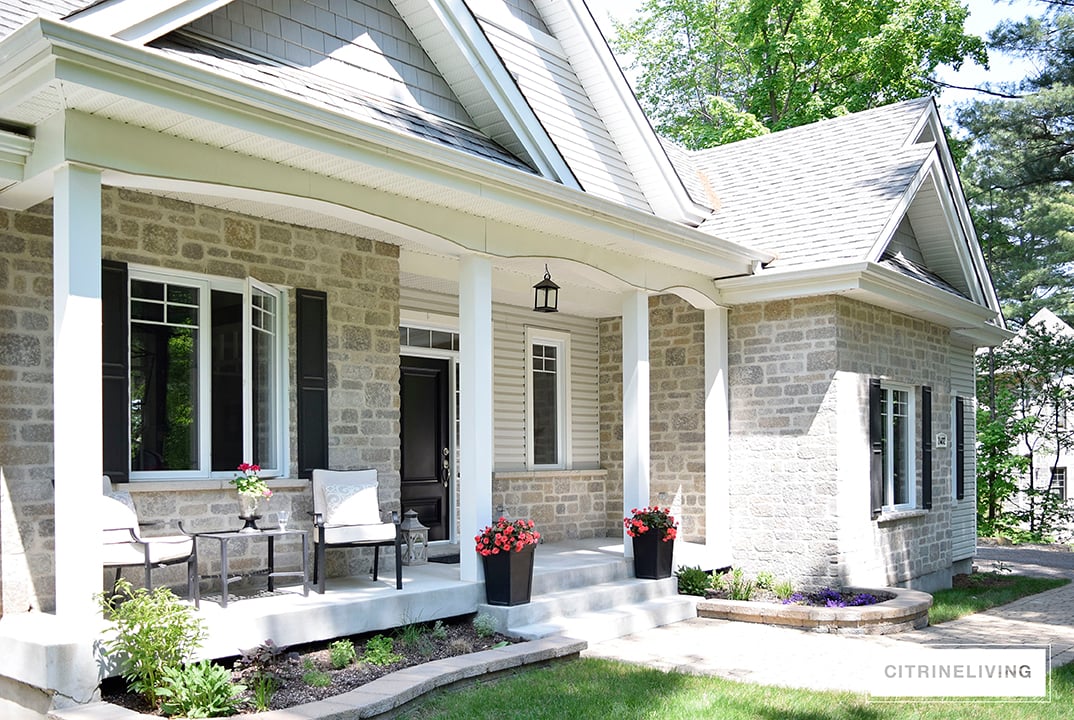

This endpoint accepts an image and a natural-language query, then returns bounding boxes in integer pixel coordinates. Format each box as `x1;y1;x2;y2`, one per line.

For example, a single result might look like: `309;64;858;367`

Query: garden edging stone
696;586;932;634
47;636;586;720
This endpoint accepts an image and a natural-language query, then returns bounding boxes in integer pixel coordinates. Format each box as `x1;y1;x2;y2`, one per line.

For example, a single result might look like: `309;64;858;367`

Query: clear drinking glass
277;510;289;531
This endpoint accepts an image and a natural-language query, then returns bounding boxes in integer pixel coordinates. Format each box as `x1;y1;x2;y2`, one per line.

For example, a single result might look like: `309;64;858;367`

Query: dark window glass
532;343;558;465
211;291;243;471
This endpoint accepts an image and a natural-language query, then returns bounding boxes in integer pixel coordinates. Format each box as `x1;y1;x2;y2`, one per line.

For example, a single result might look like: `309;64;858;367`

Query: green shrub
711;571;728;592
755;571;775;590
362;634;403;666
396;622;425;647
727;567;756;601
472;612;498;638
430;619;449;641
156;660;243;718
675;565;712;596
301;659;331;687
97;579;206;709
773;579;795;600
250;671;278;712
329;639;357;669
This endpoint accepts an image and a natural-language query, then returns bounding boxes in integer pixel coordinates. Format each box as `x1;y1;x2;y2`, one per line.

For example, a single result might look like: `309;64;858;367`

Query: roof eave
0;18;768;276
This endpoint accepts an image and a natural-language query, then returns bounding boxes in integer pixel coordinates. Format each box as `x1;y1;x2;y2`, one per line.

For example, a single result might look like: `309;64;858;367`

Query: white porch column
621;291;650;557
53;164;103;618
458;256;493;583
704;307;732;568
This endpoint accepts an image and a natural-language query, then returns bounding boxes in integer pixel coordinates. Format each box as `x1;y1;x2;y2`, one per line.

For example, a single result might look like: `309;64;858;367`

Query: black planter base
631;533;674;579
482;545;535;606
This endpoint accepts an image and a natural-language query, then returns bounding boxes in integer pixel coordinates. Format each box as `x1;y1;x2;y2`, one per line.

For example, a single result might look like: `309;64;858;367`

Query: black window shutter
296;289;329;478
869;378;883;519
101;260;130;484
922;385;932;510
955;396;966;500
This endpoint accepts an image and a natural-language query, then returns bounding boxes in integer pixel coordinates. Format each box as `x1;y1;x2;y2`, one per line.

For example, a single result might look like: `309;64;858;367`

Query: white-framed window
128;267;287;480
525;327;571;469
880;383;916;509
1051;467;1067;502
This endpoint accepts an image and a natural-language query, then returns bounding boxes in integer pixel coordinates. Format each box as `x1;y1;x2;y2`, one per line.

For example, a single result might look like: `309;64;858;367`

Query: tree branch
927;77;1024;99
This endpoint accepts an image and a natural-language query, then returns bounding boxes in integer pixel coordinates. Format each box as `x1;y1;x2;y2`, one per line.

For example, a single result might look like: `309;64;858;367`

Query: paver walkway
582;545;1074;693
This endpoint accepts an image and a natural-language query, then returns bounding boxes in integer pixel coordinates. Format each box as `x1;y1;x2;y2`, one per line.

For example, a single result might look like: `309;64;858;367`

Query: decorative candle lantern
399;509;429;565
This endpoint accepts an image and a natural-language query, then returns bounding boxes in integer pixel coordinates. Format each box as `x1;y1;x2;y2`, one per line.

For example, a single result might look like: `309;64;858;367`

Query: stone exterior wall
598;295;708;542
492;470;611;542
0;187;401;613
727;295;955;590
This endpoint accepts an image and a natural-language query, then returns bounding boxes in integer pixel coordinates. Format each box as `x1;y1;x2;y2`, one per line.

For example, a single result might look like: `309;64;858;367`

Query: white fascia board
0;128;33;182
716;260;1007;334
65;0;232;45
417;0;578;187
533;0;711;225
2;20;767;274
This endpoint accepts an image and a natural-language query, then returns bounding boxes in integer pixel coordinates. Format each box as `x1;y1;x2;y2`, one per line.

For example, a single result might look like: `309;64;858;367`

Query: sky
583;0;1043;121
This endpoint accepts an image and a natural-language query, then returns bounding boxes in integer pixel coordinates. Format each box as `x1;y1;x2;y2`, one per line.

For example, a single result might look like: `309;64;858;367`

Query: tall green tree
957;4;1074;325
612;0;986;147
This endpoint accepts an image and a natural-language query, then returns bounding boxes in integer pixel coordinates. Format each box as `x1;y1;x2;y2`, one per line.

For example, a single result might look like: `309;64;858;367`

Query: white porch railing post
621;291;650;558
705;307;732;568
458;256;493;583
53;164;103;618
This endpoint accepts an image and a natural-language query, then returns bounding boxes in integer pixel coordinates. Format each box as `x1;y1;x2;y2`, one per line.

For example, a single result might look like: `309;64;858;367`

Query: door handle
441;447;450;487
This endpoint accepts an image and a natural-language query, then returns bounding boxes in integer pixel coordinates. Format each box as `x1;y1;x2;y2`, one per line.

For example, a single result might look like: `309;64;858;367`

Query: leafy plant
362;634;403;666
329;639;357;669
301;659;331;687
472;612;498;638
773;580;795;601
675;565;711;596
250;671;278;712
727;567;756;601
755;571;774;590
237;639;289;671
157;659;243;718
430;619;449;641
396;622;425;647
623;506;677;541
97;579;206;709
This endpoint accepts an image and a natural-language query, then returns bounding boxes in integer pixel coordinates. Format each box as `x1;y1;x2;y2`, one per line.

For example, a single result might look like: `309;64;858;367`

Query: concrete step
485;576;678;629
509;594;698;643
530;553;633;595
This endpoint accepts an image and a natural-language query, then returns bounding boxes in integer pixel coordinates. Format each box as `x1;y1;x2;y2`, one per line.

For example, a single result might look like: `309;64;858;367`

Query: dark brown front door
399;356;451;541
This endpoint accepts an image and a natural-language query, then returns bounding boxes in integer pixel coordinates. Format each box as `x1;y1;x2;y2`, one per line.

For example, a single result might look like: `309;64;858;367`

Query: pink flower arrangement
624;506;677;542
230;462;272;498
475;517;540;556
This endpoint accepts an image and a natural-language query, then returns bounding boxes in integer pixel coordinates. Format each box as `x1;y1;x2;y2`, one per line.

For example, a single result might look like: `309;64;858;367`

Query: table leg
267;535;277;592
219;540;229;610
301;533;309;597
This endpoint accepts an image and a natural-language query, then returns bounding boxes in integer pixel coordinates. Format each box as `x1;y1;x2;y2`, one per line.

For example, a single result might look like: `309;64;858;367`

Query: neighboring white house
0;0;1007;633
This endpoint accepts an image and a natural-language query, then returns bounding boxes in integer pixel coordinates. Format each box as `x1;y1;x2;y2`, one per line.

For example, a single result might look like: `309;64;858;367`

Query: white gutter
0;128;32;186
65;0;233;45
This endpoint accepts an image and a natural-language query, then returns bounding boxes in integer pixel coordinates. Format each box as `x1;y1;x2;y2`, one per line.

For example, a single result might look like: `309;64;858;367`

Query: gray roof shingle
0;1;86;41
678;98;936;268
150;33;534;173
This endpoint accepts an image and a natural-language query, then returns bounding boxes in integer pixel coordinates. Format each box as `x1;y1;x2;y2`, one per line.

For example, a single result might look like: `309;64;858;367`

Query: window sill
876;508;929;525
123;478;309;493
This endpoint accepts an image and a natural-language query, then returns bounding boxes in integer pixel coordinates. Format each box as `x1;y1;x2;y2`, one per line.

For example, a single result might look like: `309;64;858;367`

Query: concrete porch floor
0;537;643;717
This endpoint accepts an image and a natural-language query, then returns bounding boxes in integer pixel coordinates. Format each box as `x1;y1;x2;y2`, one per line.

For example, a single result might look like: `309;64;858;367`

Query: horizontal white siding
474;18;650;211
400;288;600;472
951;344;977;561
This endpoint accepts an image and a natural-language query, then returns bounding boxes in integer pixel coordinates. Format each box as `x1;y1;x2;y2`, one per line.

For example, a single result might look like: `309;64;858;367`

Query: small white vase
238;493;262;532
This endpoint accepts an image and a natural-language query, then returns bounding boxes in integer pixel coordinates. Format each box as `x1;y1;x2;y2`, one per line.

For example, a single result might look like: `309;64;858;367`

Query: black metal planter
481;544;535;606
631;532;674;579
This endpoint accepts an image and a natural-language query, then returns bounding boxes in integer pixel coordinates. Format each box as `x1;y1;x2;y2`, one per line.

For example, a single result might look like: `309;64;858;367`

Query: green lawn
401;658;1074;720
928;574;1070;624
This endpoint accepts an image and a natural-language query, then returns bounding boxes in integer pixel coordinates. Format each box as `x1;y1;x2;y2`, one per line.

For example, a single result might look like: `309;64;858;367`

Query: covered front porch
0;537;702;716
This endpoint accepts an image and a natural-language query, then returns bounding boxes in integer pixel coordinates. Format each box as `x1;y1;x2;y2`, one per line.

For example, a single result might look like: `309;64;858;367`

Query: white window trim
881;382;916;511
128;265;288;482
524;327;571;470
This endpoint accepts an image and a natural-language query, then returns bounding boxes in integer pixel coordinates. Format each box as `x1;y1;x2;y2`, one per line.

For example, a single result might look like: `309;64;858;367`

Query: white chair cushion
319;522;397;546
101;535;193;566
322;483;382;526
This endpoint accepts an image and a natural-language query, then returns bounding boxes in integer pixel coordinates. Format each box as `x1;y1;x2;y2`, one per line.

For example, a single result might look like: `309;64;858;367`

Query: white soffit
65;0;233;44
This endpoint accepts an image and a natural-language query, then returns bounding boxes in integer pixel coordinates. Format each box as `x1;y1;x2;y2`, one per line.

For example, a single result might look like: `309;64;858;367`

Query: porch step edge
508;595;698;644
483;577;678;628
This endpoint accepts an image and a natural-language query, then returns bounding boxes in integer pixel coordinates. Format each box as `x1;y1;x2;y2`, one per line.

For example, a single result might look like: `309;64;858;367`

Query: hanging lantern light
532;264;559;313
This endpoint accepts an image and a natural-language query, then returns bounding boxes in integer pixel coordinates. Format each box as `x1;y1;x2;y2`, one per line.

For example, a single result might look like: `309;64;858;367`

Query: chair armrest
311;511;325;527
103;527;142;543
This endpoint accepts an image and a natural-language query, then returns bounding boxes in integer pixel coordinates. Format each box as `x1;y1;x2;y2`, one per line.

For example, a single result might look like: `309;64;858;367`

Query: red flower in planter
475;518;540;557
624;507;677;541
